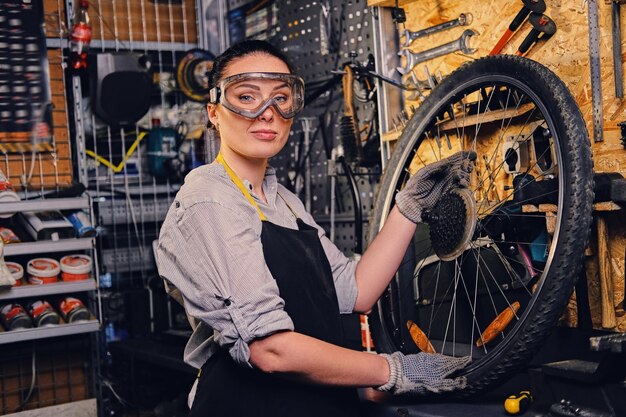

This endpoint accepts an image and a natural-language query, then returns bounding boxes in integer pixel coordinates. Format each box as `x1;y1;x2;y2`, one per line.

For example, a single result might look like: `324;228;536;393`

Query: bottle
68;0;91;71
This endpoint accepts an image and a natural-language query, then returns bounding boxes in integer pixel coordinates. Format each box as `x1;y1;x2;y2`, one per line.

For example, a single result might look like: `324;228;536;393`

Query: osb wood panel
398;0;626;331
44;0;197;45
1;48;73;190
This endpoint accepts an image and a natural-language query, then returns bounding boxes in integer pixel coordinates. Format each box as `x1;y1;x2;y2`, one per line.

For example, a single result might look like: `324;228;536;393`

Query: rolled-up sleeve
157;199;294;367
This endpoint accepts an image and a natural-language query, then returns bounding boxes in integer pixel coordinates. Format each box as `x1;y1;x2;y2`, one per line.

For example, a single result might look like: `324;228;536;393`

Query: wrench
401;13;473;47
397;29;477;75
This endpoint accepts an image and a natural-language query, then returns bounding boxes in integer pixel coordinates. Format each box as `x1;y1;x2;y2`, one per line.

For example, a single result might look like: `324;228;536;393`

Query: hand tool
401;13;473;47
490;0;546;55
515;13;557;56
504;390;533;415
596;213;616;328
610;1;626;97
397;29;477;75
587;0;605;142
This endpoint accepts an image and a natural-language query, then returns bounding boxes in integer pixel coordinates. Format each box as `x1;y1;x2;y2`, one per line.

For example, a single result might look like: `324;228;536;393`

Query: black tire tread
367;55;594;397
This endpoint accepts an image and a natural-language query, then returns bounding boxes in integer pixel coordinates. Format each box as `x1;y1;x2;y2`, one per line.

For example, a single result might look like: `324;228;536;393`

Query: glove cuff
375;353;400;392
395;193;423;224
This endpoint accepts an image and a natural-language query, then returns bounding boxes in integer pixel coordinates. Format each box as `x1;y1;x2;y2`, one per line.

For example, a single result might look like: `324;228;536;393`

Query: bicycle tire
368;55;594;396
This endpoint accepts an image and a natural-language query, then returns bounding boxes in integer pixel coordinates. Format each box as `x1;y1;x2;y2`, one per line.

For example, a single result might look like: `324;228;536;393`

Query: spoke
479;188;558;220
455;245;487;356
473;85;498;141
476;109;540;215
424;131;440;162
468;241;522;322
427;261;443;338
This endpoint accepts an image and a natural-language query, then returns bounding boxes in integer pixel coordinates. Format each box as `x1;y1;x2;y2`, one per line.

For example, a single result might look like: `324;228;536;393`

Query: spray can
58;297;90;323
64;211;96;238
27;300;60;327
0;303;32;330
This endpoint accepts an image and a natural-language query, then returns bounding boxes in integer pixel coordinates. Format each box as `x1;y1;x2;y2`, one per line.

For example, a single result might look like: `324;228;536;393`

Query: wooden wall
369;0;626;331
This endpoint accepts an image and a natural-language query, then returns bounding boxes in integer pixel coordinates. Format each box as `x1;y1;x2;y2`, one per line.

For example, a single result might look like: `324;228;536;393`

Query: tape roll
176;49;215;102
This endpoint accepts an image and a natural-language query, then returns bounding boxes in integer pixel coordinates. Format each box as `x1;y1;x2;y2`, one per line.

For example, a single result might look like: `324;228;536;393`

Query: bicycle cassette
425;187;476;261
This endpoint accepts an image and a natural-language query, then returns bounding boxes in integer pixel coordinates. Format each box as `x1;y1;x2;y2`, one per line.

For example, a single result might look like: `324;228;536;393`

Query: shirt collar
242;165;277;205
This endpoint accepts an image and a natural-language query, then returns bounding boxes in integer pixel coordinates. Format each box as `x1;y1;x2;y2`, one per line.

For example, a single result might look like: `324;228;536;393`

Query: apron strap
216;153;267;221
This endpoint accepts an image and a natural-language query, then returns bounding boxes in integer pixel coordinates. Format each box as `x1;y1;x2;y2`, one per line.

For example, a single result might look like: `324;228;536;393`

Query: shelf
4;238;94;256
0;196;90;216
0;319;100;344
436;102;535;133
367;0;414;7
46;38;197;52
0;279;97;300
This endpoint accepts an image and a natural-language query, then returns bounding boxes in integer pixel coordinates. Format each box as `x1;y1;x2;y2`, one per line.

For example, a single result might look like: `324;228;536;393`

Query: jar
60;254;92;281
5;261;23;286
27;258;60;284
27;300;60;327
0;303;32;330
58;297;90;323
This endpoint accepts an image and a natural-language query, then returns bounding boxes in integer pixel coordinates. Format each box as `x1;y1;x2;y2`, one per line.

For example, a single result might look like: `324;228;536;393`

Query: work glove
395;150;477;224
376;351;471;395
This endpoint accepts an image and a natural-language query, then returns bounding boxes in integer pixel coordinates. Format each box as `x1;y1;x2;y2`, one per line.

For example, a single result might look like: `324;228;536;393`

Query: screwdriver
504;390;533;415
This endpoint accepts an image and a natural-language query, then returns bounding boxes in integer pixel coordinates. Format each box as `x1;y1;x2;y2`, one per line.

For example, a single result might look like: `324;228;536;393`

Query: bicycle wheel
368;55;594;396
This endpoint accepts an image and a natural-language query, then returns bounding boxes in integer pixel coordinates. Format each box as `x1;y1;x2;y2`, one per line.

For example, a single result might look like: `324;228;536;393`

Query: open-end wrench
397;29;477;75
401;13;473;47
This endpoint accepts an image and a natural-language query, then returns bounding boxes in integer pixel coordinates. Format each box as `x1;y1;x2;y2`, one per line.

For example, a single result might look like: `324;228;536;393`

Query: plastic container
27;258;60;285
60;254;92;281
58;297;90;322
0;303;32;330
27;300;60;327
0;168;20;218
6;261;23;286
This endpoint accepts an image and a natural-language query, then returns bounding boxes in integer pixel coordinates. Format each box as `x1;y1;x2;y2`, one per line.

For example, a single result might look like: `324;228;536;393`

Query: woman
157;39;475;416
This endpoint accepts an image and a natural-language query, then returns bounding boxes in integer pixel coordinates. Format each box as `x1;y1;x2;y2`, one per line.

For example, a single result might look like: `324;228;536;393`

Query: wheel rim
376;73;567;375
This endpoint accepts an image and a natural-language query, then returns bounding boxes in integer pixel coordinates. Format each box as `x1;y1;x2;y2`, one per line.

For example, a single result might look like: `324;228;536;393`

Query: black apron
188;154;361;417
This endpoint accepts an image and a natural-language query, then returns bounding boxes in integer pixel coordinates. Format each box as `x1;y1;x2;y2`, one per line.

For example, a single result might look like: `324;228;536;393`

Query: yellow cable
85;131;148;173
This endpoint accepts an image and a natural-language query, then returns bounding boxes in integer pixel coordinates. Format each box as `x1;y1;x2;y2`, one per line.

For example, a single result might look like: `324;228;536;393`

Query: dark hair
208;40;294;89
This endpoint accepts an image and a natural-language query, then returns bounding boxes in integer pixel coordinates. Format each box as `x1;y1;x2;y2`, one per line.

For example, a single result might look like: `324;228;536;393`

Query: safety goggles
208;72;305;119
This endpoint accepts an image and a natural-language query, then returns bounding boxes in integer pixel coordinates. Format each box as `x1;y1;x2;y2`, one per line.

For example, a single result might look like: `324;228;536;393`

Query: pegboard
268;0;381;254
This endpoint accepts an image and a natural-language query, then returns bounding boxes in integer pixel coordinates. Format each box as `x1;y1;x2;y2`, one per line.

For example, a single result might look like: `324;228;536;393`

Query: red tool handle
490;29;514;55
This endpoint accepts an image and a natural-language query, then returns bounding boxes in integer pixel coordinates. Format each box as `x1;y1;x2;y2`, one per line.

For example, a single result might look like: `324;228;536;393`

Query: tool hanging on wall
176;49;215;102
515;13;557;56
340;64;362;163
610;0;626;98
588;0;605;142
401;13;473;47
397;29;478;75
490;0;546;55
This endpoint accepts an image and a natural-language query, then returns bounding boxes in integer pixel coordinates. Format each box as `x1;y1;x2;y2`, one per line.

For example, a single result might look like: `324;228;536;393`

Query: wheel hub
425;188;477;261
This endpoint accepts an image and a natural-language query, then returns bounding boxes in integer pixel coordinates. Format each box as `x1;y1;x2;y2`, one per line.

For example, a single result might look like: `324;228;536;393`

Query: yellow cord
85;131;148;173
216;153;267;221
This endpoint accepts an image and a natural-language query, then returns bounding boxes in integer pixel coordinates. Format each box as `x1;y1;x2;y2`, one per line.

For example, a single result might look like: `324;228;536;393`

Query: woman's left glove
376;351;471;395
395;150;477;224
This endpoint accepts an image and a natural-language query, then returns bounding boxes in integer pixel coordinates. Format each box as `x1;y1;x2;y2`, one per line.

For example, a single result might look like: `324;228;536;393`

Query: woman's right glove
395;150;476;224
376;351;471;395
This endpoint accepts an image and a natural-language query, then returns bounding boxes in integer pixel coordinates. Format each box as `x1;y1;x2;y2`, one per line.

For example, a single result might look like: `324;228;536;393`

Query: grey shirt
156;161;358;370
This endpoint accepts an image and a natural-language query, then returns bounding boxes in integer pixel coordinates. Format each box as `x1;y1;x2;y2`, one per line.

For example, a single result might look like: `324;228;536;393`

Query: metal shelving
4;238;95;256
0;197;91;215
0;196;102;346
0;319;100;344
0;279;97;300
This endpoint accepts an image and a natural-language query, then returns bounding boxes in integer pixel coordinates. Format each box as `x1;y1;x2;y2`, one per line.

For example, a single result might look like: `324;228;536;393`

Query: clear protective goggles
208;72;305;119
